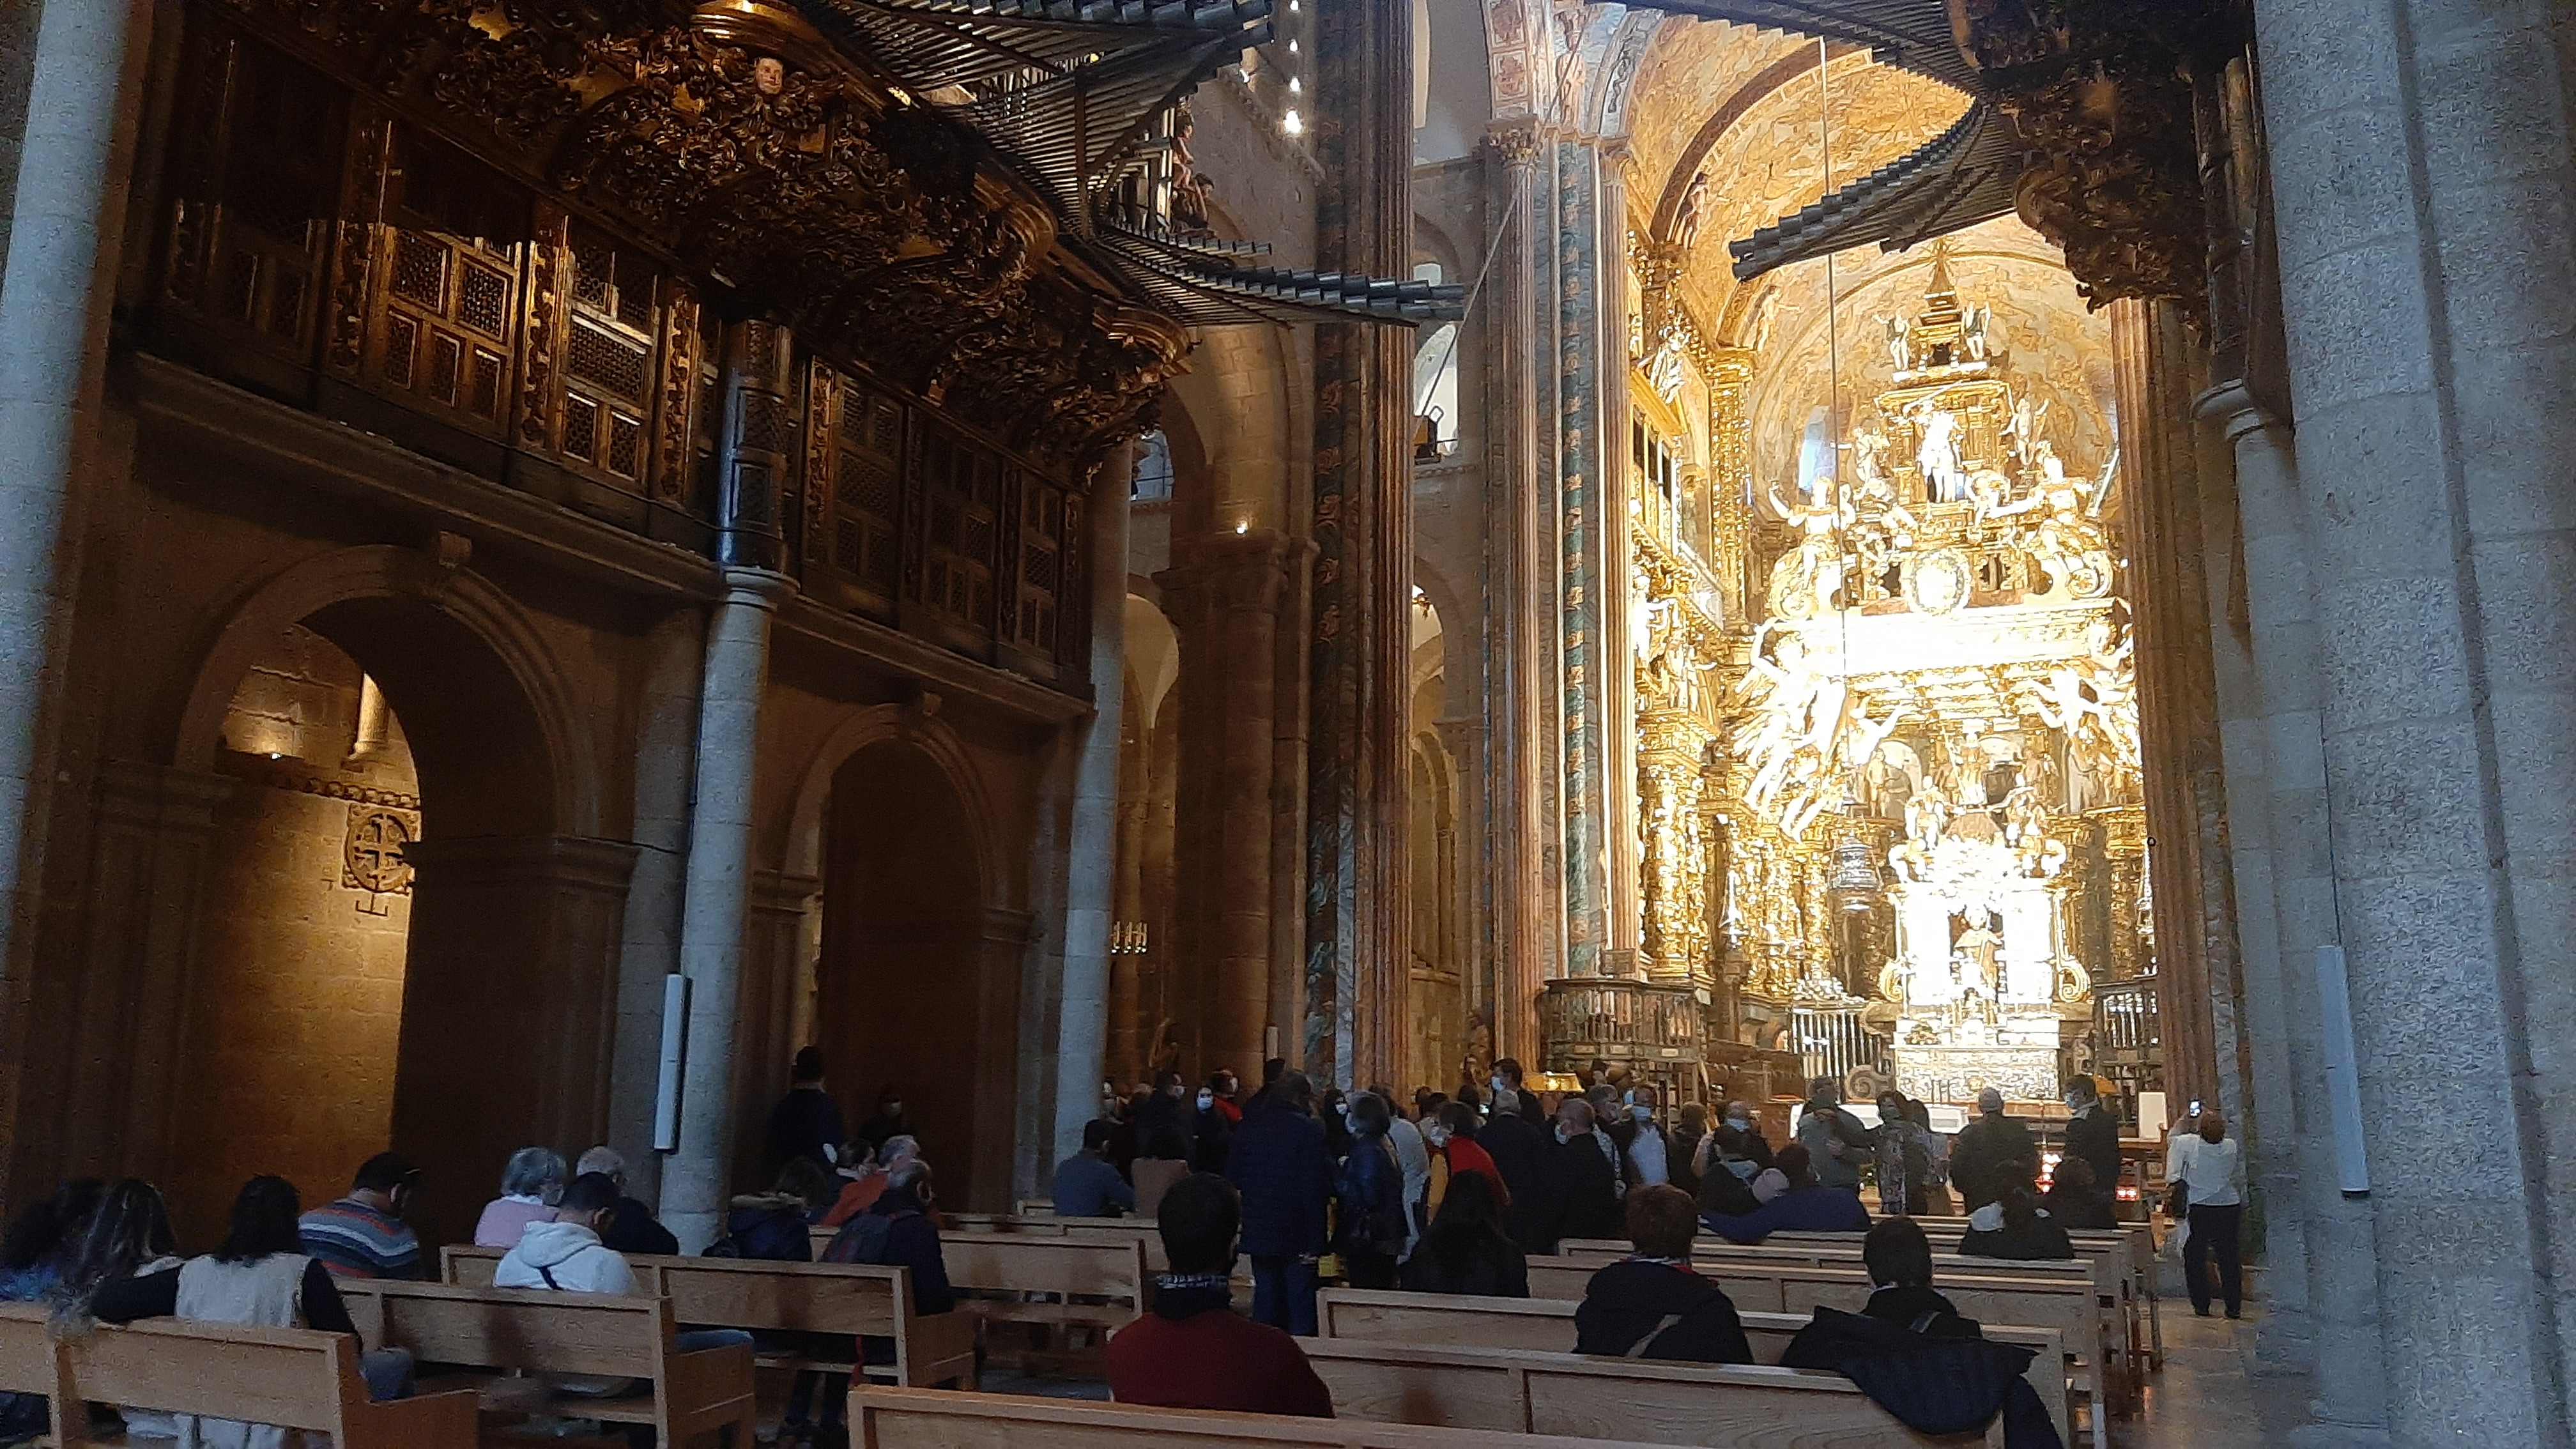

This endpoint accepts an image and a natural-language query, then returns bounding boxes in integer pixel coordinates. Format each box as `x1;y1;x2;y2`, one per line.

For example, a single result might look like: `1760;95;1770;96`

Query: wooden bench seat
1523;1256;2110;1449
937;1232;1150;1330
0;1301;480;1449
443;1245;976;1388
1301;1337;2005;1447
1315;1286;2069;1447
337;1280;754;1446
1765;1222;2163;1372
845;1384;1977;1449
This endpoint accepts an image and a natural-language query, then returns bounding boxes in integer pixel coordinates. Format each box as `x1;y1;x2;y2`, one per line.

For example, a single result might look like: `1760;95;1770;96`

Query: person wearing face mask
1667;1102;1708;1202
1193;1078;1236;1174
1607;1085;1672;1191
1419;1101;1506;1223
1489;1058;1546;1124
1696;1098;1777;1179
1473;1077;1548;1253
1528;1100;1623;1252
854;1084;912;1155
2058;1077;2122;1221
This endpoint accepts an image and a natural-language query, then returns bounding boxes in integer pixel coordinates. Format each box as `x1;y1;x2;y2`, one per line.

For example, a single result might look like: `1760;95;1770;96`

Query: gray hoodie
492;1220;638;1393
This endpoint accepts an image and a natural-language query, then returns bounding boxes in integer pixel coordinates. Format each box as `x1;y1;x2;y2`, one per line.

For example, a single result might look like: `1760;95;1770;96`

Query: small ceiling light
1287;38;1299;52
1281;109;1303;135
1235;520;1250;534
1288;77;1301;93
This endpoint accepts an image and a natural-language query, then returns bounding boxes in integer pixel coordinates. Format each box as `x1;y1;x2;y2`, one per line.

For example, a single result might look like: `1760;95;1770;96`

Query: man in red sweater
1105;1172;1335;1418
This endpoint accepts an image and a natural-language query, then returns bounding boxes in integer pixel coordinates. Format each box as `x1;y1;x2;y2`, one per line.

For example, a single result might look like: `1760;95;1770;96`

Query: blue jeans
674;1328;755;1353
1248;1256;1316;1337
360;1346;415;1401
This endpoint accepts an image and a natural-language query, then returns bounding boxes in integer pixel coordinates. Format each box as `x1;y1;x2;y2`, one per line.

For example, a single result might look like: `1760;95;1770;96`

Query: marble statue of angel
1764;485;1849;619
1909;403;1966;503
1884;313;1912;372
1962;304;1992;362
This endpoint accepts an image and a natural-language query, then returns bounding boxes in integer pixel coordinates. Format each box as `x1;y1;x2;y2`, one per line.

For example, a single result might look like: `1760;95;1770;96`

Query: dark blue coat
1227;1103;1331;1257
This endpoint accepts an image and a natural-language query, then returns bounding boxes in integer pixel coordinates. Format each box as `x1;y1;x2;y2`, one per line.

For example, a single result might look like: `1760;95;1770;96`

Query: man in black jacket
2059;1077;2123;1217
1529;1098;1623;1252
1225;1070;1331;1334
1573;1185;1751;1363
1948;1087;2040;1213
1478;1089;1550;1252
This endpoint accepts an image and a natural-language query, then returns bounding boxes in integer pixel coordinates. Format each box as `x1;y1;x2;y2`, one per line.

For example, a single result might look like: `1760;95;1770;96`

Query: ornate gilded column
1305;0;1412;1087
1554;135;1614;979
1706;355;1755;620
1481;117;1552;1064
2094;804;2150;984
1636;706;1713;983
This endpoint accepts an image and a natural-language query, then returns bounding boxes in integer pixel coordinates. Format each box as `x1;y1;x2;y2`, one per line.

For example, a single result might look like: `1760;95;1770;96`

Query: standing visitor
1489;1058;1545;1123
2166;1110;2246;1317
764;1046;847;1175
1871;1092;1947;1218
1133;1071;1196;1216
1373;1087;1432;1261
1399;1170;1527;1298
1420;1101;1506;1222
853;1085;913;1155
1667;1101;1708;1202
1947;1089;2039;1214
1609;1085;1673;1189
1227;1069;1330;1335
2060;1077;2124;1221
1193;1078;1236;1174
1476;1085;1549;1252
1795;1077;1874;1192
1335;1093;1406;1289
1529;1100;1623;1252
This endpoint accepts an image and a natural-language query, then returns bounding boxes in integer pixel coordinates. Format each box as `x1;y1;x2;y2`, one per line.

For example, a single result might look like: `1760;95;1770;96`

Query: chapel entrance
815;741;1018;1210
171;593;616;1247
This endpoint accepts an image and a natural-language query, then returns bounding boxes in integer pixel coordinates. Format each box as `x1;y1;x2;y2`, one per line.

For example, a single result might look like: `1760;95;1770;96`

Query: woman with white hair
473;1146;564;1247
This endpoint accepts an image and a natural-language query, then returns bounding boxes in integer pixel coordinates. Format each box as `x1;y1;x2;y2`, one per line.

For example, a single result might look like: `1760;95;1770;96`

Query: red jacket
1106;1305;1334;1418
1444;1138;1508;1204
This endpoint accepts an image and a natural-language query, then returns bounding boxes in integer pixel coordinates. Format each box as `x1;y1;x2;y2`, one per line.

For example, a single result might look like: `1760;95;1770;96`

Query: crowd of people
0;1045;2241;1448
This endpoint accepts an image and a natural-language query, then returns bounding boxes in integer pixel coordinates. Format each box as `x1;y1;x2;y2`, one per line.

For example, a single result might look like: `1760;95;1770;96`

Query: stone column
1161;530;1292;1082
0;0;154;1156
610;608;705;1204
1052;444;1135;1162
1481;118;1551;1065
2110;296;2242;1123
1305;0;1412;1087
661;566;794;1248
2255;1;2576;1438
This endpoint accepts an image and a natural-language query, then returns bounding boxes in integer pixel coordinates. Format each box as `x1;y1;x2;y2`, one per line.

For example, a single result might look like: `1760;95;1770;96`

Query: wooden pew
1762;1223;2161;1375
1301;1337;2004;1447
1522;1256;2110;1449
444;1245;976;1389
0;1303;480;1449
937;1232;1150;1331
846;1384;1970;1449
337;1280;755;1447
1315;1287;2069;1448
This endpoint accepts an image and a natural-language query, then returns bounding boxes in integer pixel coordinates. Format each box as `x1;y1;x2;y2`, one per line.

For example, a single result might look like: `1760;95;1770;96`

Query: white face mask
1630;1104;1653;1122
1726;1116;1752;1131
1554;1125;1575;1144
1490;1077;1510;1098
1334;1101;1350;1117
1196;1092;1215;1109
1423;1126;1450;1147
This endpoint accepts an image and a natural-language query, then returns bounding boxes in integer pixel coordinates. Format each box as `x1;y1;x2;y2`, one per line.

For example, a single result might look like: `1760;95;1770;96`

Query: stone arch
172;544;599;838
161;544;627;1246
1411;553;1473;720
779;703;1002;888
1645;44;1853;243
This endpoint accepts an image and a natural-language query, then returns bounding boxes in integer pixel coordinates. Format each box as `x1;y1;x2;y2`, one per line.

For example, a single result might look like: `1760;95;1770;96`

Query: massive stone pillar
1305;0;1411;1087
663;319;798;1250
1051;445;1135;1160
2253;2;2576;1436
1162;530;1292;1082
1480;118;1552;1065
2109;296;2241;1123
0;0;155;1180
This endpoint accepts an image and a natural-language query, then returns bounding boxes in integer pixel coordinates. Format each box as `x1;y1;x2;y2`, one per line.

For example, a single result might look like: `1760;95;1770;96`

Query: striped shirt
298;1197;422;1279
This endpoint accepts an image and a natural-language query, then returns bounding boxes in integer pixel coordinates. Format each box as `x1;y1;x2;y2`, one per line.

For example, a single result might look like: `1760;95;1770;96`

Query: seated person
1105;1172;1333;1417
1783;1216;2064;1448
824;1136;919;1227
1700;1144;1872;1243
719;1159;832;1260
498;1174;750;1406
1398;1169;1527;1298
1572;1184;1751;1363
1959;1182;2076;1261
1052;1119;1138;1218
577;1147;680;1257
474;1146;564;1248
2042;1156;2118;1230
298;1153;425;1280
94;1175;416;1407
1859;1216;1976;1333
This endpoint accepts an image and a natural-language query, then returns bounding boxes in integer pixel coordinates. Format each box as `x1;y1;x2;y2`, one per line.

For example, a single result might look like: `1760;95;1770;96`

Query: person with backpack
1333;1092;1407;1289
822;1158;955;1317
713;1159;832;1261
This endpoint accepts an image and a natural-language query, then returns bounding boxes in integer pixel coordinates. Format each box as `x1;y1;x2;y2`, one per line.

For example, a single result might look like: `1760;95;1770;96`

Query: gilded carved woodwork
207;0;1184;471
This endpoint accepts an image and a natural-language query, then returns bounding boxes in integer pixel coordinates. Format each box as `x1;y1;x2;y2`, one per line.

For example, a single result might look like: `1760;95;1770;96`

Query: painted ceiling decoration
1613;0;2239;313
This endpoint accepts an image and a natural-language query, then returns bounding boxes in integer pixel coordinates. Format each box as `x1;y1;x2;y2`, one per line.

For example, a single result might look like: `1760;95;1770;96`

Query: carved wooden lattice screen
911;422;1001;643
799;360;906;618
356;127;528;433
160;33;341;356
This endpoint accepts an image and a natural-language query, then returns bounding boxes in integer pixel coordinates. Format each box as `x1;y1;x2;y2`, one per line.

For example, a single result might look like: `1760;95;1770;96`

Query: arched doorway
814;740;1021;1209
168;556;625;1246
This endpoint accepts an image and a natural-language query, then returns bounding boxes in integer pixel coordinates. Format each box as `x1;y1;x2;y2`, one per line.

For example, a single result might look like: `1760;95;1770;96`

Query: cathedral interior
1;0;2573;1441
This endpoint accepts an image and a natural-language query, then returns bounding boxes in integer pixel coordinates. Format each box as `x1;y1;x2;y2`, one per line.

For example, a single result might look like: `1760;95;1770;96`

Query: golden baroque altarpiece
1625;246;2153;1107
